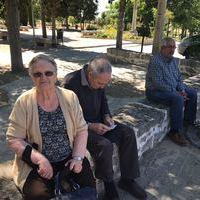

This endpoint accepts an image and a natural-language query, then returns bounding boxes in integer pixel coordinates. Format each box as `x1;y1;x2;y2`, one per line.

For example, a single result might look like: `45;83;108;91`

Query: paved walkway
0;30;200;200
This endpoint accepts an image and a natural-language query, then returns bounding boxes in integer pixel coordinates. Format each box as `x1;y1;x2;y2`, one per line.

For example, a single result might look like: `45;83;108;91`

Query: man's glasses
32;71;54;78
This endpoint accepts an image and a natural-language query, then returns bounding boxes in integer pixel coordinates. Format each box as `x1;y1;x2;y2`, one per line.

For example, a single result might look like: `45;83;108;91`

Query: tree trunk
19;1;28;26
131;0;138;34
152;0;167;55
28;0;33;27
116;0;126;49
6;0;24;72
65;16;69;30
41;0;47;38
141;36;144;53
51;2;56;46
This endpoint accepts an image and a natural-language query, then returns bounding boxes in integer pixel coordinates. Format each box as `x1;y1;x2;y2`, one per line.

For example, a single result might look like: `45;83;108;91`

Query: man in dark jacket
63;57;147;200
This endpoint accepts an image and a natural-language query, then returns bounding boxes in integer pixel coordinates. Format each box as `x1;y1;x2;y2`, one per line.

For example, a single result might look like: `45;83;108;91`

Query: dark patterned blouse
38;105;72;162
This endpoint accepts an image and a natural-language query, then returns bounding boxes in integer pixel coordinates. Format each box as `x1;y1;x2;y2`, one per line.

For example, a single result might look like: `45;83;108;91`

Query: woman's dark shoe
118;179;147;200
104;181;119;200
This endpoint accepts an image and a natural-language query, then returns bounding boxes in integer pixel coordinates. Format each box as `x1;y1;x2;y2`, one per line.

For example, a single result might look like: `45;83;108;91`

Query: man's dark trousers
87;122;140;182
146;87;197;132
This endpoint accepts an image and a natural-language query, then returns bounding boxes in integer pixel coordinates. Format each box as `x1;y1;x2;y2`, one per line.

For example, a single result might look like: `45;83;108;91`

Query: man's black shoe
168;132;188;146
104;181;119;200
118;179;147;200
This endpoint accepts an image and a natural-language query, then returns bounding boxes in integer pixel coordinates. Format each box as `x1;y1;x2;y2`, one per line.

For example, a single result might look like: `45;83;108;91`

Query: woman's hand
65;159;83;173
31;150;53;179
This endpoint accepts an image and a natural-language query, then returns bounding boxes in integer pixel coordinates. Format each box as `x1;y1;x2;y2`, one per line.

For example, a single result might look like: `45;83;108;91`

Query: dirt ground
0;66;29;107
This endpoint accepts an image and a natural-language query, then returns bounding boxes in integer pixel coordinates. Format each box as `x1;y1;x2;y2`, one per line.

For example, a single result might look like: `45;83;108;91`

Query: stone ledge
107;48;200;76
19;26;30;31
113;102;170;158
35;37;56;47
0;30;8;41
82;30;97;38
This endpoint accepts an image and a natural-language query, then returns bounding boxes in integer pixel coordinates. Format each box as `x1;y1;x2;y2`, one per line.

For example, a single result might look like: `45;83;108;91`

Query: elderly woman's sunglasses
33;71;54;78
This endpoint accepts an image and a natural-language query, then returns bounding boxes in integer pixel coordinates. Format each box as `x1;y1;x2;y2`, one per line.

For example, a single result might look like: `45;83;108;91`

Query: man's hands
179;91;189;101
88;115;115;135
104;115;114;127
88;122;112;135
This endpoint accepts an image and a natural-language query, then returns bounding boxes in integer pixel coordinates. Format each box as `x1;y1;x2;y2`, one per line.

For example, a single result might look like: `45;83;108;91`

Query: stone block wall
107;48;200;77
113;103;170;158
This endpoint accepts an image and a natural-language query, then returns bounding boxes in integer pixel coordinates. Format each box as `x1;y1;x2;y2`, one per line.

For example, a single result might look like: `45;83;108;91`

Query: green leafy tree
169;0;200;36
0;0;6;19
76;0;98;30
19;0;29;26
99;1;119;27
137;0;154;52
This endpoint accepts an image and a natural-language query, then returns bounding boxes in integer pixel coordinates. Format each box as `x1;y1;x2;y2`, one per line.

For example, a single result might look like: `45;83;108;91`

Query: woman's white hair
28;54;57;75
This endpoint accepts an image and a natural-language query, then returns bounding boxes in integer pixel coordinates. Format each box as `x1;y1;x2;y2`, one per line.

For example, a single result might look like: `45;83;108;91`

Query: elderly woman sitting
6;54;96;199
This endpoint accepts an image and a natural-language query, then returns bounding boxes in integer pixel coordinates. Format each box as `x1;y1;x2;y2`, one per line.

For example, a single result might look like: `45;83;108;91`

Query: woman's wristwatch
72;156;84;161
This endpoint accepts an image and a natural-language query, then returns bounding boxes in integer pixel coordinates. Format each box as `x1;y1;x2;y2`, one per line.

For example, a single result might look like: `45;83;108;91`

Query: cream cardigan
6;86;87;190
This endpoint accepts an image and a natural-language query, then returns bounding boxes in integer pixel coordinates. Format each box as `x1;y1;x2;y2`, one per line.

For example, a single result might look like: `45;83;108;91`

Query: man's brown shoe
168;133;188;146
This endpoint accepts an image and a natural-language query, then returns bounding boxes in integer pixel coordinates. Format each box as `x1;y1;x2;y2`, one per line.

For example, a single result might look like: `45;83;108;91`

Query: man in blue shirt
146;37;197;146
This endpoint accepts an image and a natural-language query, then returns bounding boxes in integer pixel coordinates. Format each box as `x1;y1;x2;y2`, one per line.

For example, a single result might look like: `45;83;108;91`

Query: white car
178;35;200;59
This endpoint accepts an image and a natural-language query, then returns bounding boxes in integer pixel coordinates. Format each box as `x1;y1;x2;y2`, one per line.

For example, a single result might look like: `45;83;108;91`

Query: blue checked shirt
145;53;185;92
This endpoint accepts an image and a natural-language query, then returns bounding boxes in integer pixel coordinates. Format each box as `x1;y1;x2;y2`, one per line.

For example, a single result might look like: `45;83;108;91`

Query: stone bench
35;37;56;47
113;102;170;158
0;30;8;41
19;26;30;32
82;30;97;38
93;101;171;194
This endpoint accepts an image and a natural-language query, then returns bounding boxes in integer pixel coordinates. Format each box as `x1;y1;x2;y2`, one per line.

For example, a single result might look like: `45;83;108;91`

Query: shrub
95;26;117;39
86;24;98;30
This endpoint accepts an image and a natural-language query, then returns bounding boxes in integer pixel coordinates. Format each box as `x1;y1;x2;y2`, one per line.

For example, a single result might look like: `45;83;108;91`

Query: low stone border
0;30;8;41
35;37;56;47
19;26;29;32
107;48;200;77
82;30;97;38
